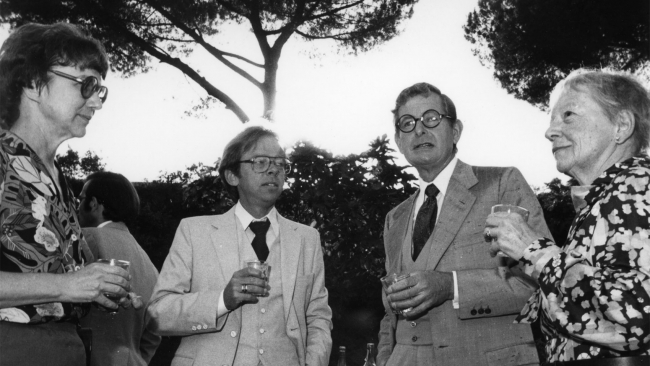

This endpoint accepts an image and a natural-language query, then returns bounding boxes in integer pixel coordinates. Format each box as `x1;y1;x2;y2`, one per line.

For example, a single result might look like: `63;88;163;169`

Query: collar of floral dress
582;154;650;209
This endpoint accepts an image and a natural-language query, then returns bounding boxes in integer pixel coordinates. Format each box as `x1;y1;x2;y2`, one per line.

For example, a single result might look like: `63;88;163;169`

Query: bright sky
0;0;563;188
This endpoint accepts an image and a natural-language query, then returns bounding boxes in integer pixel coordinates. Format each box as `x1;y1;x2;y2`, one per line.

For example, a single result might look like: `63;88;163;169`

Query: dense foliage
0;0;418;121
464;0;649;109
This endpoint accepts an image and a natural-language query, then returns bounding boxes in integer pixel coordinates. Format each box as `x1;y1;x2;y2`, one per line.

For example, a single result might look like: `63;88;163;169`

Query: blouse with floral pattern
0;130;92;324
516;155;650;361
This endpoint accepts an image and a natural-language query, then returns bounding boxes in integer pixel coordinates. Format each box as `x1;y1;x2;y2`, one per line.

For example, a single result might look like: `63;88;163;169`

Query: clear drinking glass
96;258;130;314
380;273;412;315
490;204;530;257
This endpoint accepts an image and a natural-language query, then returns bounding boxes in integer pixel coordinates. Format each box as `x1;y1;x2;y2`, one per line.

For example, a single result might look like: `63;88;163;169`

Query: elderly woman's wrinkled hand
63;262;131;310
484;211;543;260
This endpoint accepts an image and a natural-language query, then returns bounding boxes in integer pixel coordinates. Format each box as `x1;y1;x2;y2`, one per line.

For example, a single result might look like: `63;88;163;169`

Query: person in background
378;82;551;366
78;171;160;366
486;69;650;365
148;126;332;366
0;23;132;366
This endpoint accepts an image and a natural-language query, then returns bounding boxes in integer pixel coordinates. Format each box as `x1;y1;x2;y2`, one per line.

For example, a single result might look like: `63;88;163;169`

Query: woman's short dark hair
84;171;140;227
558;69;650;154
0;22;109;128
218;126;279;199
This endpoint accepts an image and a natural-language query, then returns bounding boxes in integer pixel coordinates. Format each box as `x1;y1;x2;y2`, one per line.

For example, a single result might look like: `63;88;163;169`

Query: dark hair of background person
218;126;279;200
0;22;109;128
84;171;140;228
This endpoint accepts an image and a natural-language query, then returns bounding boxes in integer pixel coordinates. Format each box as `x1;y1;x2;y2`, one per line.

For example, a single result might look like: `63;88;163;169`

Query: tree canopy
0;0;417;122
464;0;650;109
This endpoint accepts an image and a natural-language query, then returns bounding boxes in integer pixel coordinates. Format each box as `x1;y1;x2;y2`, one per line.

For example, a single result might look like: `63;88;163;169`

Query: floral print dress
0;130;92;324
516;155;650;361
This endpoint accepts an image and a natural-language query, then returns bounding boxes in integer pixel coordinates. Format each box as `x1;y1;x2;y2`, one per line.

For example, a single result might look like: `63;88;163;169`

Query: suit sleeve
305;229;333;366
146;219;224;336
377;214;395;366
140;310;162;363
456;167;549;319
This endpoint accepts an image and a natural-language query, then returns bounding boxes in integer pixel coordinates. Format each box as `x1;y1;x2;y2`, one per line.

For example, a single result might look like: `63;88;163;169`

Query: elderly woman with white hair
485;69;650;366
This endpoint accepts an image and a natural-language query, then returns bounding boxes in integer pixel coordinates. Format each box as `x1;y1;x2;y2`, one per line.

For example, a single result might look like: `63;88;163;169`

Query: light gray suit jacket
80;222;161;366
147;207;332;366
378;160;551;366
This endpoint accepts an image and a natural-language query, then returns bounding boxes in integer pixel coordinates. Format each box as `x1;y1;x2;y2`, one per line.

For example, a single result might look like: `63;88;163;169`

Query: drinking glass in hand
380;273;412;315
490;204;530;257
96;258;130;315
245;260;270;296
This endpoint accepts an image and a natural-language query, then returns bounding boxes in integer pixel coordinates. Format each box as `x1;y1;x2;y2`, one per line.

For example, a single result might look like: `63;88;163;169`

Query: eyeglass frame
238;156;292;174
49;69;108;103
395;108;454;133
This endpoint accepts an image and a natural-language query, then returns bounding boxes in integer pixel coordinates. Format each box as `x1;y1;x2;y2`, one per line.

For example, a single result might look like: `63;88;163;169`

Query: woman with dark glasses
0;23;132;366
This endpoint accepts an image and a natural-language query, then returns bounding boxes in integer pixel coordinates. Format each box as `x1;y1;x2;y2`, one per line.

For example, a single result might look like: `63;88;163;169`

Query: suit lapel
210;207;241;300
385;193;416;275
278;214;301;321
426;160;478;270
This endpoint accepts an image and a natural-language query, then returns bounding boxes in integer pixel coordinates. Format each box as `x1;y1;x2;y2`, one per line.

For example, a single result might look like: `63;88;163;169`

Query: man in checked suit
148;126;332;366
378;83;551;366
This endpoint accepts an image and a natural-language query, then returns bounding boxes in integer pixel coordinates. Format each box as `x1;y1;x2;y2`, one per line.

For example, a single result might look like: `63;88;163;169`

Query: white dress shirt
412;156;460;309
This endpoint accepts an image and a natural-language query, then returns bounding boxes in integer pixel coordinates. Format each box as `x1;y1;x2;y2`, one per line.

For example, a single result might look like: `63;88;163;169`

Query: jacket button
410;321;417;328
191;326;196;331
412;336;418;342
478;307;484;315
470;309;477;316
485;307;491;314
230;331;237;337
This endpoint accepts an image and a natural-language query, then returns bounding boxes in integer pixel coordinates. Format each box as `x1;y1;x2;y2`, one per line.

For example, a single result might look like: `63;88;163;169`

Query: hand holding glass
380;273;412;315
489;204;530;257
245;260;270;296
96;259;130;314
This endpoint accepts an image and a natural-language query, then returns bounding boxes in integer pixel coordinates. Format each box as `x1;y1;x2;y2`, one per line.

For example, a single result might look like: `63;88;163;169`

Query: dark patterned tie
249;219;271;261
412;184;440;260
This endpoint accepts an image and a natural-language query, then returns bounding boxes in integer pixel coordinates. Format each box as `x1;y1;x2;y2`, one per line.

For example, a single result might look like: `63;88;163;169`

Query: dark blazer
378;160;551;366
80;222;161;366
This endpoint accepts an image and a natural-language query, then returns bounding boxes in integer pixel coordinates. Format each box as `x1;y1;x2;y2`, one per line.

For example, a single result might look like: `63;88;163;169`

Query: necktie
412;184;440;260
249;219;271;261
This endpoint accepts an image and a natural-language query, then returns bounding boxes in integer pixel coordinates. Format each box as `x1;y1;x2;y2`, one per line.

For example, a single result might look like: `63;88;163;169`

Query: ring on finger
241;284;248;293
485;229;492;241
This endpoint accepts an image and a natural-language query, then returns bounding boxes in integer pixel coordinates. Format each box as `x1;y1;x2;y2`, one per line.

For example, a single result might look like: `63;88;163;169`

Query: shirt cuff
452;270;459;309
217;290;228;319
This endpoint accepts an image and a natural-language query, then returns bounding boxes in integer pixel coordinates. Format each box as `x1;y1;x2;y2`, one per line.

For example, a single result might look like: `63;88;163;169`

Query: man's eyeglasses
239;156;291;174
50;70;108;103
396;109;454;133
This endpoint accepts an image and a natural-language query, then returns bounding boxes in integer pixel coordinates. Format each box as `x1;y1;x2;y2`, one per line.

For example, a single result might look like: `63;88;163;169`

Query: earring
615;136;620;143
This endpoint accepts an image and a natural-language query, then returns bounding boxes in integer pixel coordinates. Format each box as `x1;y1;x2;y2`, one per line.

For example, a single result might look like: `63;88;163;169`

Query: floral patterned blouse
516;155;650;361
0;130;92;324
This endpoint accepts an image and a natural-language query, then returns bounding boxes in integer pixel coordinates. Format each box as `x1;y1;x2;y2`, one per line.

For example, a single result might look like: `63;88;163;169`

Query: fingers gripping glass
239;156;291;174
50;70;108;103
396;109;454;133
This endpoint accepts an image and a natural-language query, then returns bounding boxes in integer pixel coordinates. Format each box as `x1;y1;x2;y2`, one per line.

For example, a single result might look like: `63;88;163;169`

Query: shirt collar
97;220;113;229
417;156;458;198
235;202;279;237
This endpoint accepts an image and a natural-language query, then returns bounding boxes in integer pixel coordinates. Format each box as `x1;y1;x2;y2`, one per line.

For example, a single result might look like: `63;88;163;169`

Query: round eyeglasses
50;70;108;103
238;156;291;174
396;109;454;133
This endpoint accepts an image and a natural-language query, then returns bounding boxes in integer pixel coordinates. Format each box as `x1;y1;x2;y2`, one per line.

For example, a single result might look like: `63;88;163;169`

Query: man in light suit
78;171;161;366
378;83;551;366
148;126;332;366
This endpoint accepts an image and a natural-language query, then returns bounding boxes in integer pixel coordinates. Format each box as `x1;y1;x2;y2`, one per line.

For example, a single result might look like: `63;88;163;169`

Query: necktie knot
425;184;439;199
249;219;270;235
